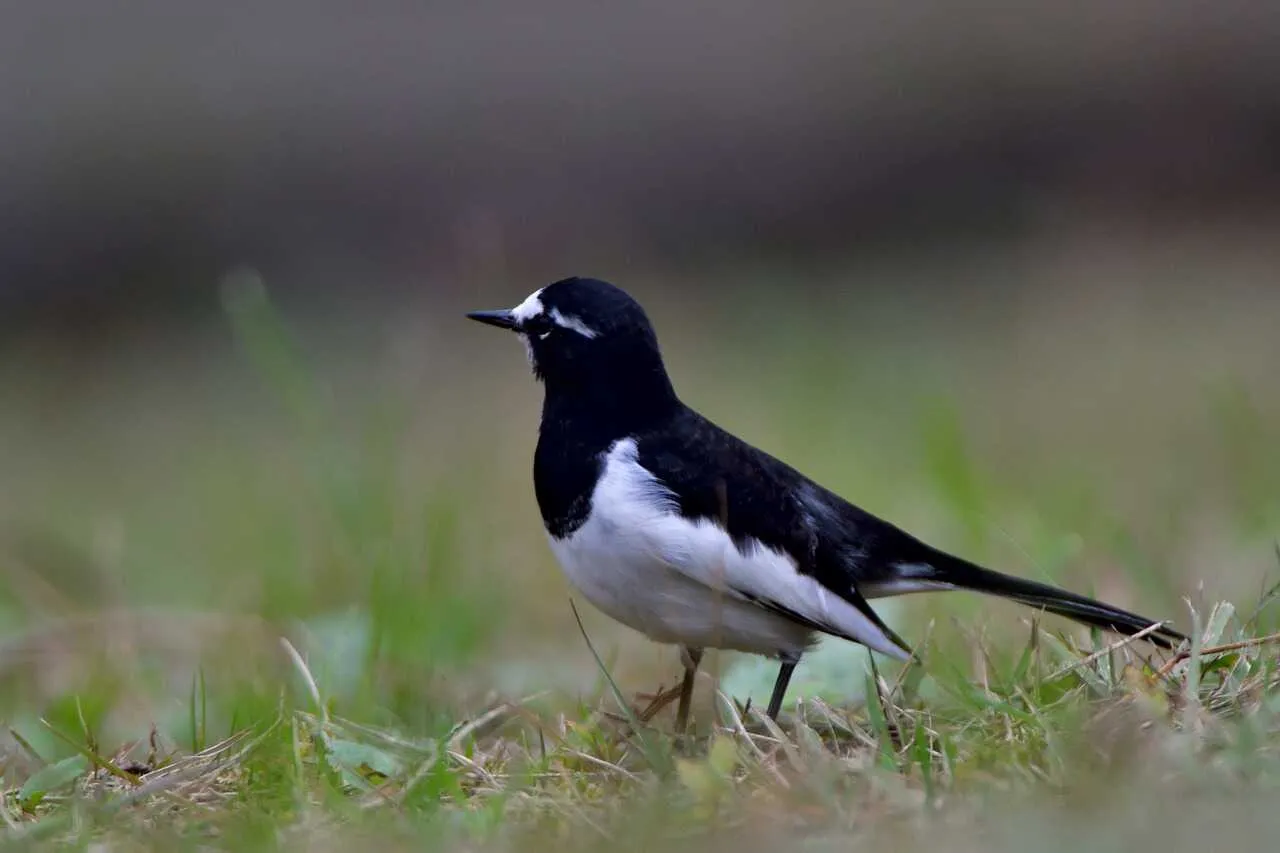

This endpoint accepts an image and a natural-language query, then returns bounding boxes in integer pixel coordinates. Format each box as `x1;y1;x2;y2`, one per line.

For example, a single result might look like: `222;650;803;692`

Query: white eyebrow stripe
510;288;545;322
549;308;599;339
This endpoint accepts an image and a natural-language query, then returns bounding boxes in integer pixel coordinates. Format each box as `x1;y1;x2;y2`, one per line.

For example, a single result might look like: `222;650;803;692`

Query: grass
1;246;1279;850
5;598;1280;850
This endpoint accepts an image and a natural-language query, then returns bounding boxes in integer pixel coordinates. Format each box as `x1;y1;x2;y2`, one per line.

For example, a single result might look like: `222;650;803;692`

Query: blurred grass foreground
1;230;1279;848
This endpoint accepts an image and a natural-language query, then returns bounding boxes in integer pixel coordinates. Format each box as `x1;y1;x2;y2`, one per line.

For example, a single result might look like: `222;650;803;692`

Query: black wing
639;407;1185;652
635;407;917;657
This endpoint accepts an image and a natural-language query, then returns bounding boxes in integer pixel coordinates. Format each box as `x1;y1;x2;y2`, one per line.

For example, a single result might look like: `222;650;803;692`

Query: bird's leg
766;655;800;721
675;646;703;735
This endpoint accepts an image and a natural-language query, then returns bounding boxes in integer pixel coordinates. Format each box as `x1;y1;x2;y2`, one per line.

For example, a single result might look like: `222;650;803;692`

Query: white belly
548;525;814;657
543;438;907;661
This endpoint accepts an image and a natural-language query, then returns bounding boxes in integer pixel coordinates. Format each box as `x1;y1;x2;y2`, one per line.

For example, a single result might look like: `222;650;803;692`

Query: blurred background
1;0;1278;741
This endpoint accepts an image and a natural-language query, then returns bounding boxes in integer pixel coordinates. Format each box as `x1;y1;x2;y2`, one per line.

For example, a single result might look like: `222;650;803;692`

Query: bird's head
467;277;677;419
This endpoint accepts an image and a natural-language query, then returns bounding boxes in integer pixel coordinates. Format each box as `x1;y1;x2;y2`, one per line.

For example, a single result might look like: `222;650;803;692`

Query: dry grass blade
447;695;541;751
716;692;792;789
749;706;805;773
1156;630;1280;679
112;724;274;808
564;747;641;782
279;636;326;723
1043;620;1172;682
446;749;501;790
38;718;141;788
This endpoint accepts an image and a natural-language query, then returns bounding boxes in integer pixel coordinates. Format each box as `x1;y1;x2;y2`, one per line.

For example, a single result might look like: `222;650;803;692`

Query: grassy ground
1;233;1278;850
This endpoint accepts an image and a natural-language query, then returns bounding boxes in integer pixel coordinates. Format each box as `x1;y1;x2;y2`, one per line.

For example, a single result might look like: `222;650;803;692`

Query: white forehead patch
549;308;599;339
510;288;545;322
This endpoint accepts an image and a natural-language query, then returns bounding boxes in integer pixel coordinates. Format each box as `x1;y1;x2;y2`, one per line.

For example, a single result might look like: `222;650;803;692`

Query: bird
467;277;1186;730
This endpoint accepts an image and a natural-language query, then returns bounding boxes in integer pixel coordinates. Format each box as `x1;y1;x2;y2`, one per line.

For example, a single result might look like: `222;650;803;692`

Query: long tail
893;551;1187;649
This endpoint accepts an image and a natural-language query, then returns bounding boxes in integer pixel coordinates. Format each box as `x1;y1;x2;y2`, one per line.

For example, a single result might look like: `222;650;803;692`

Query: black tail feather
910;553;1187;650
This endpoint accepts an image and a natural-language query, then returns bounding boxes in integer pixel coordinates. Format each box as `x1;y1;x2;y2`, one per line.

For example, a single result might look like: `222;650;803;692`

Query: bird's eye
524;315;553;338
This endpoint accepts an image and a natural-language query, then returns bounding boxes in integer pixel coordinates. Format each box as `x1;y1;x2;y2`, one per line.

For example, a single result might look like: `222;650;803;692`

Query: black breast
532;414;614;539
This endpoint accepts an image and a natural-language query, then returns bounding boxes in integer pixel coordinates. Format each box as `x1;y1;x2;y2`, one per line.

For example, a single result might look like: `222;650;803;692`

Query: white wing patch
583;439;909;660
861;578;954;599
861;562;954;598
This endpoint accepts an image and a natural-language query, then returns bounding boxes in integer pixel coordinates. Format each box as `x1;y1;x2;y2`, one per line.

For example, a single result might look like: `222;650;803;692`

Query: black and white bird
468;277;1185;728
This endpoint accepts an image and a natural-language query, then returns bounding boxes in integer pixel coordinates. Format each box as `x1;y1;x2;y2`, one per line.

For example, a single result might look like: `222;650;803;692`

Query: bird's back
632;406;933;591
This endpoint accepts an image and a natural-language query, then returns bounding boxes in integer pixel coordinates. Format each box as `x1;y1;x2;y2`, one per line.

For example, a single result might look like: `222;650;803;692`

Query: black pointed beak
466;309;518;331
